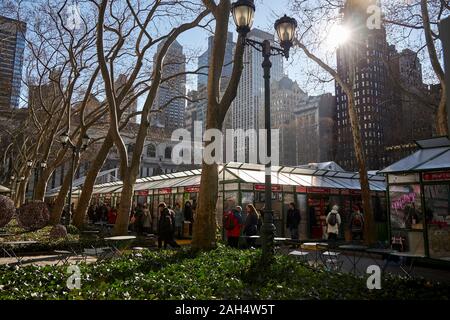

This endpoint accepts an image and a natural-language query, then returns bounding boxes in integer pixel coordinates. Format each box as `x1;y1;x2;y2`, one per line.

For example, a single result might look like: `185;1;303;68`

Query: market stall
82;162;387;240
379;137;450;261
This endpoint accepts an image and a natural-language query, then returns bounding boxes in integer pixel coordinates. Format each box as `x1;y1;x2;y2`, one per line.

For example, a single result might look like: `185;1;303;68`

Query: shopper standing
243;204;260;248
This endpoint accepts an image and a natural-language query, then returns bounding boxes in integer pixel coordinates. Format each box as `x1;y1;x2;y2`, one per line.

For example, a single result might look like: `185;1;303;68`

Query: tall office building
227;28;283;162
0;16;26;110
152;40;186;131
197;32;235;89
384;47;434;161
335;0;391;171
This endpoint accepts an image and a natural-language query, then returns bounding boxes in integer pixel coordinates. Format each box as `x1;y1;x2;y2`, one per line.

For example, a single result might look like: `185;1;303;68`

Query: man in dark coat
286;202;301;240
158;203;180;249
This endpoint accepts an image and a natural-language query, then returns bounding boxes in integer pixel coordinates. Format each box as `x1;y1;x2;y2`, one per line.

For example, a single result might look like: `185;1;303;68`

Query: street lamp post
60;132;90;226
231;0;297;263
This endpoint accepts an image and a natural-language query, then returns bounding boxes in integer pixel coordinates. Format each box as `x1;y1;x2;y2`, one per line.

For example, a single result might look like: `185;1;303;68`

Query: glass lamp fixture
274;14;298;59
231;0;255;37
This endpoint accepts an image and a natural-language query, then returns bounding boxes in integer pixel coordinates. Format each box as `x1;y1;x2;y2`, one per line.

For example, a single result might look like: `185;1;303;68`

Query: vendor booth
380;137;450;261
81;162;387;240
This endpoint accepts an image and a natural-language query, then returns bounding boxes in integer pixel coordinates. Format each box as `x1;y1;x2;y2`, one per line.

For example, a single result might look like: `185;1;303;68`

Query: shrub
17;201;50;231
49;224;68;239
0;195;15;228
66;224;79;235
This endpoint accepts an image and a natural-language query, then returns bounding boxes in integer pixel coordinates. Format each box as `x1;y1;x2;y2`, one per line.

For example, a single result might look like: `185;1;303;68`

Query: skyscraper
0;16;26;110
197;32;235;89
153;40;186;130
227;28;283;162
335;0;391;170
115;74;138;124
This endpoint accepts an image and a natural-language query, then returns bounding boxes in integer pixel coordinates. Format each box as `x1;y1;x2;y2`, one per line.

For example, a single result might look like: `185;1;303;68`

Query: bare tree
191;0;246;250
95;0;209;235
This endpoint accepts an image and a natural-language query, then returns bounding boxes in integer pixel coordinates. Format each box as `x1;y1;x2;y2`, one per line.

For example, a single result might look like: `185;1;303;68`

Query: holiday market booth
379;137;450;262
84;162;387;240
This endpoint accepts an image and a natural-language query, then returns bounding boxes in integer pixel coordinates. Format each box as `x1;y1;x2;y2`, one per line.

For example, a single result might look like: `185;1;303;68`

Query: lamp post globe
231;0;255;37
274;14;297;59
40;162;47;169
27;160;33;168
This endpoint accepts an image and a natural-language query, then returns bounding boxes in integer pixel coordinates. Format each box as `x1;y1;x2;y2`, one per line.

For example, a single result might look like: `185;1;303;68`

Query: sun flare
326;24;352;49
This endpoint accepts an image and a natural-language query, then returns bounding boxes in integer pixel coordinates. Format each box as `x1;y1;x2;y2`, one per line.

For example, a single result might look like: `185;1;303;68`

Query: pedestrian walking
286;202;301;240
326;205;341;248
157;203;180;249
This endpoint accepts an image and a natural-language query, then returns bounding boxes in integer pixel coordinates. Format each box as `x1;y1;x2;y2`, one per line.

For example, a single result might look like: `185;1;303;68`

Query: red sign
308;187;330;194
185;186;200;193
255;184;282;192
135;190;149;196
330;189;340;194
341;190;350;195
296;186;307;193
159;188;172;194
423;172;450;182
350;190;362;195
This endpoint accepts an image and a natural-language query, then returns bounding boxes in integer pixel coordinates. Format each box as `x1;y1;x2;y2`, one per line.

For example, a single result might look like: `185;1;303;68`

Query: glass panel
389;184;423;230
424;184;450;260
391;230;425;255
241;192;254;207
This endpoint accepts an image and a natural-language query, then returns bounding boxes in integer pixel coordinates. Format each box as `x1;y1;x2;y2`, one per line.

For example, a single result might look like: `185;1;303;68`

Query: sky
175;0;312;93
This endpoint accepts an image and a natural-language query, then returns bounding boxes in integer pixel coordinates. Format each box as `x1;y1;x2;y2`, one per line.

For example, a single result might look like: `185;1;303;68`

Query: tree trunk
33;168;52;201
16;179;27;207
73;134;114;228
347;95;375;245
192;162;219;250
113;174;134;236
50;157;80;225
436;87;448;136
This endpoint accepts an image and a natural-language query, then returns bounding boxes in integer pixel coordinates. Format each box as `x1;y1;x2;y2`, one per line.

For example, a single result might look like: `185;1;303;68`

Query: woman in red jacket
223;206;243;248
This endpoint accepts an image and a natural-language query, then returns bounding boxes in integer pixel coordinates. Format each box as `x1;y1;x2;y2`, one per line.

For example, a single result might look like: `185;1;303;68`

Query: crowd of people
87;201;196;240
222;202;365;249
87;199;365;249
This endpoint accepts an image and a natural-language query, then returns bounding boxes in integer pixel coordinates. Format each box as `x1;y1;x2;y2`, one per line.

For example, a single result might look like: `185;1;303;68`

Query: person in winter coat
286;202;301;240
243;204;260;248
183;201;194;236
223;206;243;248
349;206;364;241
142;203;152;234
157;203;180;249
326;205;341;247
107;206;117;224
174;202;184;239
